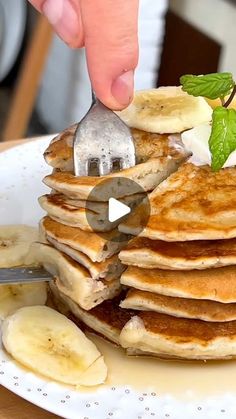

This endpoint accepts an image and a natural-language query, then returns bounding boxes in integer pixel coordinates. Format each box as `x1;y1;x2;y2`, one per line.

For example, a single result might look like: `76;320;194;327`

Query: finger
28;0;44;12
28;0;84;48
80;0;139;110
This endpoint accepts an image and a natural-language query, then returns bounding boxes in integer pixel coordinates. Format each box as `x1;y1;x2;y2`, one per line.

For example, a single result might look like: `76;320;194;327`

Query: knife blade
0;267;52;284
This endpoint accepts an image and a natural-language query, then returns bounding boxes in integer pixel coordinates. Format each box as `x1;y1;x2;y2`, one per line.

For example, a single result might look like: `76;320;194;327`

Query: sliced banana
0;225;38;267
2;306;107;386
116;86;212;133
77;356;108;387
206;96;236;110
0;283;47;320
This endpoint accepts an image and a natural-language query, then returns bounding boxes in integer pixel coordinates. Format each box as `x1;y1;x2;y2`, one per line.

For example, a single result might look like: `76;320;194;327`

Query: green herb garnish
180;72;236;170
209;107;236;171
180;73;234;101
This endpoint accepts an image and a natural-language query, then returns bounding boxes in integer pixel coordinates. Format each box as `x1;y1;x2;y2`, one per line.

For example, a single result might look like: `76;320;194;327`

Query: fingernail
111;70;134;107
43;0;78;43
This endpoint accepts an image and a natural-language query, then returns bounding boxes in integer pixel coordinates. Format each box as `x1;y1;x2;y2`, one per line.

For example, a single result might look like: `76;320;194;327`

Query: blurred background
0;0;236;141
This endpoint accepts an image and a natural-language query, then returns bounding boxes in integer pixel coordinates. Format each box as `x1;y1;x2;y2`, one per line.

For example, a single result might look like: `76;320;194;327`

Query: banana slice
206;96;236;110
77;356;108;387
0;225;38;267
0;283;47;320
2;306;107;386
116;86;212;133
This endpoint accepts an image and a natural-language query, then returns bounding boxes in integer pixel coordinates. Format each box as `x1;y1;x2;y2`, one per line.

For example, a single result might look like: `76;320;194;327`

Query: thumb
28;0;84;48
80;0;139;110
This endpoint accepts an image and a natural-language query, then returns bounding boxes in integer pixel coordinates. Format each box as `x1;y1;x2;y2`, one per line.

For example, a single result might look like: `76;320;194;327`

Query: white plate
0;0;26;81
1;138;236;419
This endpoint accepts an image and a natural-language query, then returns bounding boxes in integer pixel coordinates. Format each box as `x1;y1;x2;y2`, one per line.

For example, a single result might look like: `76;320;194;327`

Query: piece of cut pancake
121;289;236;322
119;236;236;270
56;192;146;214
40;217;126;262
119;163;236;241
47;236;125;281
44;124;76;171
44;125;187;171
39;194;118;232
50;282;132;345
120;312;236;360
43;154;187;201
121;266;236;303
31;242;121;310
54;194;106;213
47;236;124;280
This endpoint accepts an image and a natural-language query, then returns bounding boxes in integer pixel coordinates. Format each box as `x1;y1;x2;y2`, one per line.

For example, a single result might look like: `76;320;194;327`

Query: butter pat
224;150;236;168
181;124;236;168
181;124;211;166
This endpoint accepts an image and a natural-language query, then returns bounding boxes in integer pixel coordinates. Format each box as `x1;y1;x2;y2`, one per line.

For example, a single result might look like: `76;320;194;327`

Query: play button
85;177;150;242
108;198;131;222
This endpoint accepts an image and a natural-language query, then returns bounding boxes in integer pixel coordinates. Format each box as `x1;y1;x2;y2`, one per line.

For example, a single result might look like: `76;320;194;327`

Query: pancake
50;282;132;345
121;289;236;322
39;194;117;232
119;236;236;270
44;125;187;171
31;242;121;310
40;217;126;262
47;236;125;281
120;312;236;360
56;192;146;213
51;282;236;360
119;163;236;241
44;124;77;171
54;194;106;213
120;266;236;303
43;154;188;201
47;192;146;223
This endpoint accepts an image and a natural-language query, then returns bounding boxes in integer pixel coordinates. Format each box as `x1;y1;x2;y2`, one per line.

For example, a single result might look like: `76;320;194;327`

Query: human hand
28;0;139;110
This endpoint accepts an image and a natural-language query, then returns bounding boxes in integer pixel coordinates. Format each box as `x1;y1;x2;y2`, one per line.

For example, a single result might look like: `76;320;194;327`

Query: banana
206;96;236;110
2;306;107;386
0;225;38;267
0;283;47;320
116;86;212;134
77;356;108;387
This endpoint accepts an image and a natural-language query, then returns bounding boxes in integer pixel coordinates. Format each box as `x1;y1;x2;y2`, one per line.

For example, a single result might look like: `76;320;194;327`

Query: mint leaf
209;107;236;171
180;73;234;100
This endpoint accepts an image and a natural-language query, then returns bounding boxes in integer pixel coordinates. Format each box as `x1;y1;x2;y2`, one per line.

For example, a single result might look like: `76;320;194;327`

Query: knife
0;267;52;284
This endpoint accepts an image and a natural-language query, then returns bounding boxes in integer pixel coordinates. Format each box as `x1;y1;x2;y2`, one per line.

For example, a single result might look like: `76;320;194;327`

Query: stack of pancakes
117;163;236;359
51;162;236;361
39;88;236;361
36;124;187;313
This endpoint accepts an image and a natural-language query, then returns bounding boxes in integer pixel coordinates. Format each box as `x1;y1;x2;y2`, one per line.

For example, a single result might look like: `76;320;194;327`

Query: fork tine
73;86;135;177
120;156;135;171
74;158;89;177
98;158;112;176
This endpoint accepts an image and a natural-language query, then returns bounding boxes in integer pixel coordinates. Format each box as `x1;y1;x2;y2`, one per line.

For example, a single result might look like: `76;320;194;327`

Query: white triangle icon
108;197;131;223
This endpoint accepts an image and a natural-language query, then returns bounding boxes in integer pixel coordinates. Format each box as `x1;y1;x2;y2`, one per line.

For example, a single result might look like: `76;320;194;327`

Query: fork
73;89;136;176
